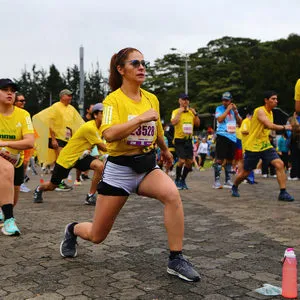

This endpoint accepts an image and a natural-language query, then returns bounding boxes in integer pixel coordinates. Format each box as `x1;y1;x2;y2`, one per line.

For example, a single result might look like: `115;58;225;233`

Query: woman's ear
117;65;124;76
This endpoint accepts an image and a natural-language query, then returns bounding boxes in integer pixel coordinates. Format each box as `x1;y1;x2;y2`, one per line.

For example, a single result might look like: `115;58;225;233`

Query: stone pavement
0;167;299;300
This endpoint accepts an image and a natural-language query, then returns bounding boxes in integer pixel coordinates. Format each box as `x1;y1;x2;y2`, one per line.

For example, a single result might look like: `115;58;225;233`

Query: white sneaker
288;177;299;181
212;180;223;189
262;174;268;178
20;183;31;193
223;180;233;188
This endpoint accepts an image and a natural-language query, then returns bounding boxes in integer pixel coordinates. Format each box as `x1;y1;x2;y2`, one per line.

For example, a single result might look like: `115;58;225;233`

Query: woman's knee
90;232;108;244
0;160;14;180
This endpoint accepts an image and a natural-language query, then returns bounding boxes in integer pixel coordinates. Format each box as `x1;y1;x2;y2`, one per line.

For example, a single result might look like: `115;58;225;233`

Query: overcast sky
1;0;299;80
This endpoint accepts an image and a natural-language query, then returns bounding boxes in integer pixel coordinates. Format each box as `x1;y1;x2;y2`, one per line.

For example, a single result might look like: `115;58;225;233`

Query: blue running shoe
33;187;43;203
2;218;20;236
181;180;189;190
231;185;240;197
167;254;200;282
175;179;183;190
60;223;78;258
278;191;294;202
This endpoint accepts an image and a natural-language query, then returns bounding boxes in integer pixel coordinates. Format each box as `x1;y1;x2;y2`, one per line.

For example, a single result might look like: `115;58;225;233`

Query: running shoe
175;179;183;190
167;254;200;282
223;180;233;188
60;223;78;258
73;179;82;186
33;187;43;203
212;180;223;189
181;180;189;190
55;181;73;192
262;174;268;178
278;191;294;202
288;176;299;181
20;183;31;193
231;185;240;197
1;218;20;236
80;174;90;181
85;194;97;205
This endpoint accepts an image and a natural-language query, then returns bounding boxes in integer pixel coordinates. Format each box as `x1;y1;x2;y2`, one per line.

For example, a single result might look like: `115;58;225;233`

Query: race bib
226;122;236;133
0;147;20;167
127;115;156;146
182;123;193;135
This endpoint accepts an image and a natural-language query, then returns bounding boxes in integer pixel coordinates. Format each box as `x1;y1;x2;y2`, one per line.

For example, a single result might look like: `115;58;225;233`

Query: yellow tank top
244;106;273;152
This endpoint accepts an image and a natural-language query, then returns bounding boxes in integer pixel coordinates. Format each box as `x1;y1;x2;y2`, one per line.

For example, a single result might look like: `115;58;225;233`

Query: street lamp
170;48;189;95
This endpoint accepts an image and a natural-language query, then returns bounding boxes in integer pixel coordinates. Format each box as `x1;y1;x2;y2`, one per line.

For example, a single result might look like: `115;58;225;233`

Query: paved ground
0;167;299;300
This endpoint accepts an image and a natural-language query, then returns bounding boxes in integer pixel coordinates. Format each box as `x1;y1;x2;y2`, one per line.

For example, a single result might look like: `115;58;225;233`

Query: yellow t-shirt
171;108;195;139
294;79;300;101
57;120;103;169
101;88;164;156
48;102;84;142
240;117;251;152
0;107;34;167
244;106;273;152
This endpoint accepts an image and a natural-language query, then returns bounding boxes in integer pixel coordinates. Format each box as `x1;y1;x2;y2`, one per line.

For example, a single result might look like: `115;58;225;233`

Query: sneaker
55;182;73;192
270;175;277;178
262;174;268;178
0;210;3;222
80;174;90;181
60;223;78;258
74;179;82;186
288;176;299;181
85;194;97;205
278;191;294;202
223;180;233;188
181;180;189;190
20;183;31;193
167;254;200;282
212;180;223;189
231;185;240;197
175;179;183;190
33;187;43;203
1;218;20;236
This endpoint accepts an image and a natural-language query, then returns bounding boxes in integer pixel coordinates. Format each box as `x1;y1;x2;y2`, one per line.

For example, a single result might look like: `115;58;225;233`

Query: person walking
213;92;242;189
0;78;34;235
171;93;200;189
59;47;200;282
231;91;294;201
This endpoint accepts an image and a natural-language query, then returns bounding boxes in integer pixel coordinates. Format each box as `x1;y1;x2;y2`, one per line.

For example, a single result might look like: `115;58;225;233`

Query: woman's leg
75;195;128;243
138;169;184;251
0;158;14;206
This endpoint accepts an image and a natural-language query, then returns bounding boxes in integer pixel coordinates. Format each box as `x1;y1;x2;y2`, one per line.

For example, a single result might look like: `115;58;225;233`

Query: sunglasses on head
125;60;149;68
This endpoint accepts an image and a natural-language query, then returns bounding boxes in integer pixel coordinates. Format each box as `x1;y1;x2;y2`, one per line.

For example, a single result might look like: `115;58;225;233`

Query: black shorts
48;138;68;149
14;164;24;186
215;135;236;160
174;139;193;159
50;155;97;185
244;148;280;171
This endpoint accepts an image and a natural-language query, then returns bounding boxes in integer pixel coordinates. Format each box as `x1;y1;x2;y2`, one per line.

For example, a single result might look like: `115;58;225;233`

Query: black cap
0;78;18;91
179;93;189;100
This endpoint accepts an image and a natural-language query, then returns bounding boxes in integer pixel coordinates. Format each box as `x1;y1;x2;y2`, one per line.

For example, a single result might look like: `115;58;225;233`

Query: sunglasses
125;60;149;68
16;100;26;103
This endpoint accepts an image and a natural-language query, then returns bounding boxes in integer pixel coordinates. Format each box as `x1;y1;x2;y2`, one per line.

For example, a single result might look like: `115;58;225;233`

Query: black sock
68;222;78;235
2;204;13;220
176;166;183;181
169;250;183;260
280;188;286;193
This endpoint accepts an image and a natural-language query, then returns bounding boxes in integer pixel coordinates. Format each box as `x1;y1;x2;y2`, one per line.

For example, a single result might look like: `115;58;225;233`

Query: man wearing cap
33;89;84;191
0;78;35;235
213;92;242;189
171;93;200;189
34;103;106;205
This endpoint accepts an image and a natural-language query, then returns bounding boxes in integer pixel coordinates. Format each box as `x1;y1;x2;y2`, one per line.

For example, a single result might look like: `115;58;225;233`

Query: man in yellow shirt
33;103;106;205
231;91;294;201
171;93;200;189
295;79;300;113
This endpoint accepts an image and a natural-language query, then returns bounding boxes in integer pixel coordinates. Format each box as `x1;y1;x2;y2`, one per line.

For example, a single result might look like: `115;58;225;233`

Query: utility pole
79;45;84;117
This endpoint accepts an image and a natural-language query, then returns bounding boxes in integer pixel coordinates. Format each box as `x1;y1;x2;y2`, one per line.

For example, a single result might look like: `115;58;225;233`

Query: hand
140;109;159;123
160;149;173;167
0;140;8;147
190;108;197;115
51;138;59;149
284;124;292;130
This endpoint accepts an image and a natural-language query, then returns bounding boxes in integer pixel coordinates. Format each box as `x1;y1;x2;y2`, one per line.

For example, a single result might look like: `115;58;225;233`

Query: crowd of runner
0;49;299;283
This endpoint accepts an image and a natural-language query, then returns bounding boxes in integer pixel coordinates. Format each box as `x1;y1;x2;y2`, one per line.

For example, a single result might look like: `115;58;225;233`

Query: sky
1;0;299;80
